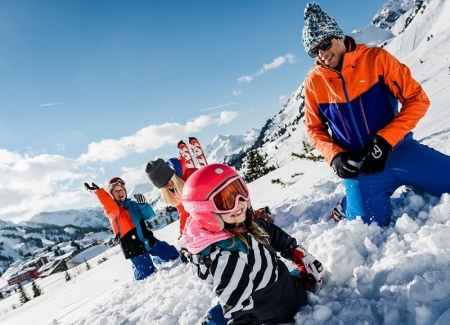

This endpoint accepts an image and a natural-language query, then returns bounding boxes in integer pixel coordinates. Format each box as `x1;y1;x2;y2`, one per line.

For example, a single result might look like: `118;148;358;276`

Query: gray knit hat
145;158;175;188
302;2;344;55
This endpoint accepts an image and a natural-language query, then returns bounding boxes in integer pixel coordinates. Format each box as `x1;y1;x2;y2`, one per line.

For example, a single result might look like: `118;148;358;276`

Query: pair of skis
178;137;208;169
179;138;275;224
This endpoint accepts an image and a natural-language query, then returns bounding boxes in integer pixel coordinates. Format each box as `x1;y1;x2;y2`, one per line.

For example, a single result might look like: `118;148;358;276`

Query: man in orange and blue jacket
302;2;450;226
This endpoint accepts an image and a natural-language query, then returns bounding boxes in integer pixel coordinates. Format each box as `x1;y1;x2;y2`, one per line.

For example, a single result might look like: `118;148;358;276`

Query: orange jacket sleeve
95;188;135;236
374;48;430;146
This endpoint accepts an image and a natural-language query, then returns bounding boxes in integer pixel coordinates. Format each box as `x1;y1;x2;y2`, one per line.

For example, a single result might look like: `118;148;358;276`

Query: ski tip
178;140;186;146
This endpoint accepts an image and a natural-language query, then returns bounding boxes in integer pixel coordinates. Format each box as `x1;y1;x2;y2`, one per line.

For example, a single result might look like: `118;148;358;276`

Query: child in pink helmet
180;164;324;325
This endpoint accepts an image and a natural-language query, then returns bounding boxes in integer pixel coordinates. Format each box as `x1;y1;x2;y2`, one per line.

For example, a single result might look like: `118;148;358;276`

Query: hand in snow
291;246;324;293
134;194;147;204
84;182;100;192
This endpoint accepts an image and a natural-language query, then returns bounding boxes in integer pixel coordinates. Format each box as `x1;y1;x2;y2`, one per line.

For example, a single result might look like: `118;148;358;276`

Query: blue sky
0;0;387;222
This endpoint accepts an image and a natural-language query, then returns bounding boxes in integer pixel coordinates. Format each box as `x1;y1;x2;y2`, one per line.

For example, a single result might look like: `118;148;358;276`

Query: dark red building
6;268;39;286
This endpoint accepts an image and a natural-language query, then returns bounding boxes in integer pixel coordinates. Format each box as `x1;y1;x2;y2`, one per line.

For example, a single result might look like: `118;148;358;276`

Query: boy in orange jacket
85;177;179;280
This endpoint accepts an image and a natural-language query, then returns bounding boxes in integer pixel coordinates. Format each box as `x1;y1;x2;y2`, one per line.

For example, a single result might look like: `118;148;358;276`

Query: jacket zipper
358;96;370;134
338;72;365;149
335;104;350;140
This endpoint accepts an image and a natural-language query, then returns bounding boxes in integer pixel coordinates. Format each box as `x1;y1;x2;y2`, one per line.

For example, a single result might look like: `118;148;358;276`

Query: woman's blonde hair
160;173;185;207
224;216;269;249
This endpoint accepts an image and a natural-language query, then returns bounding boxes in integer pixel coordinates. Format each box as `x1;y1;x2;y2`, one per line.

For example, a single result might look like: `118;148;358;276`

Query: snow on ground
1;136;450;325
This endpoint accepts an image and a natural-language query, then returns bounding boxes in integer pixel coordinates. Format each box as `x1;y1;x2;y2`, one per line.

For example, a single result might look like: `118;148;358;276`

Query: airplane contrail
200;102;238;112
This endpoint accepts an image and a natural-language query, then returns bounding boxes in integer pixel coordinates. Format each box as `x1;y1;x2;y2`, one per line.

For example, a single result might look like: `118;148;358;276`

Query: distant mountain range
25;208;108;228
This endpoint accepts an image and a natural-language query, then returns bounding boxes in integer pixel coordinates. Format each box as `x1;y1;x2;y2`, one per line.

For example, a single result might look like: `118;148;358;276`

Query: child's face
220;200;248;224
112;185;126;201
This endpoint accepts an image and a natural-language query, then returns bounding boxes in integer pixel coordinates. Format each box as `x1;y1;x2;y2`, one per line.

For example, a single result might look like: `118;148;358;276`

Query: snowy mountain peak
206;129;260;164
25;208;109;228
371;0;432;38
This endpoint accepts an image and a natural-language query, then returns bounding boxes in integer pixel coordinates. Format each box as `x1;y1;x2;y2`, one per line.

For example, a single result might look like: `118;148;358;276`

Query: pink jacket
181;217;231;254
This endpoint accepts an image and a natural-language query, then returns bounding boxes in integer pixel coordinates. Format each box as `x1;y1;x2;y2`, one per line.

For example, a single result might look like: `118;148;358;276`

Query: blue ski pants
343;135;450;226
131;251;155;280
149;238;180;262
130;239;179;280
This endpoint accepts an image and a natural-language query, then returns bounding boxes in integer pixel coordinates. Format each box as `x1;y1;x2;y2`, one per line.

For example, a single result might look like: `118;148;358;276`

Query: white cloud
238;53;296;84
0;149;23;166
0;112;241;222
238;75;253;84
217;111;240;125
78;113;238;164
0;151;97;222
262;56;287;71
232;90;241;96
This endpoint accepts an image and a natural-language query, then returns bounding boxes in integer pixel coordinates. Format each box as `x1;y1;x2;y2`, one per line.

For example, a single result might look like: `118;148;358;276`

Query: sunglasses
308;38;333;58
184;176;250;214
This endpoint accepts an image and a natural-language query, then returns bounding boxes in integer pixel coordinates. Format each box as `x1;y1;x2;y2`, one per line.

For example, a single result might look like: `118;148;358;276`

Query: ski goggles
308;37;333;58
108;177;125;188
188;176;250;214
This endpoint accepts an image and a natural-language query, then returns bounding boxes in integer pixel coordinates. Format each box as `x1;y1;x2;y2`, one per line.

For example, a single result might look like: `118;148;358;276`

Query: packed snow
1;150;450;324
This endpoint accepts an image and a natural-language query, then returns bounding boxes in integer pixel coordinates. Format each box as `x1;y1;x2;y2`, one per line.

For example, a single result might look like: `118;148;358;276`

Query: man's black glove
84;182;100;192
331;152;361;179
360;135;392;175
134;194;147;204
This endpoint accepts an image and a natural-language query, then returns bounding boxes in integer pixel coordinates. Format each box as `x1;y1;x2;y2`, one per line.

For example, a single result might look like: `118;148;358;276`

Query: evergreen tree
18;283;31;305
31;280;43;298
290;141;324;162
84;259;91;271
244;150;276;183
70;240;81;251
65;271;72;282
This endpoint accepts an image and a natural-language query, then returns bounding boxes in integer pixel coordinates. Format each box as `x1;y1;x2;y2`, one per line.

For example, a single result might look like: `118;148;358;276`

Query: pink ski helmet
182;164;250;232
